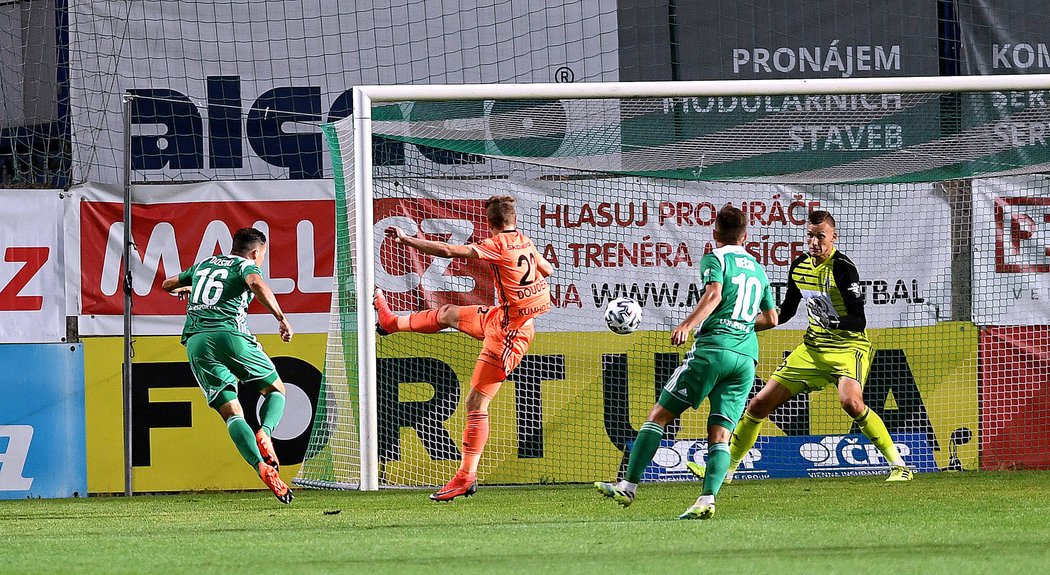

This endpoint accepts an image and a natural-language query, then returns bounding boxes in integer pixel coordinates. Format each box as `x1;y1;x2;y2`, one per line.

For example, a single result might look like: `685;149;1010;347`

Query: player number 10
730;273;762;322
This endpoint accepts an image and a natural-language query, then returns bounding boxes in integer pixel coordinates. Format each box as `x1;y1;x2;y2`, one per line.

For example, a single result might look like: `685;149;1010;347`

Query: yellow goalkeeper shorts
769;341;872;395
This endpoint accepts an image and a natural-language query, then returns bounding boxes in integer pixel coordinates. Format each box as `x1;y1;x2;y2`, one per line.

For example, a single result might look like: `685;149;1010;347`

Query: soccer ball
604;297;642;335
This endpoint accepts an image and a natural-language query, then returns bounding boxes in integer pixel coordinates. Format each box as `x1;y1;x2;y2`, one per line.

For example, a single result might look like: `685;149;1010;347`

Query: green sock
259;391;286;436
729;411;763;465
227;415;264;469
625;422;664;484
855;407;905;467
702;442;731;496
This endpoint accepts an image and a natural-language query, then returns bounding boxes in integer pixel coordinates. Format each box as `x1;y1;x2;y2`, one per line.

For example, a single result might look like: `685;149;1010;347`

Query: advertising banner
979;326;1050;470
0;343;86;499
670;0;940;80
972;176;1050;325
375;178;953;331
84;335;326;493
640;433;938;482
374;323;977;484
69;181;334;336
69;0;619;183
957;0;1050;75
0;190;68;343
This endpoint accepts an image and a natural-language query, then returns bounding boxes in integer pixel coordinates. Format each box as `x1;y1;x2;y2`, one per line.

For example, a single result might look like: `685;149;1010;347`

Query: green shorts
770;341;872;395
658;348;757;431
185;331;279;408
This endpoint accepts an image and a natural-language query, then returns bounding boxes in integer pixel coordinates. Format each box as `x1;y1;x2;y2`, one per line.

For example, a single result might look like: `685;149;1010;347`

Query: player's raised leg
595;403;679;508
839;377;912;481
375;288;462;335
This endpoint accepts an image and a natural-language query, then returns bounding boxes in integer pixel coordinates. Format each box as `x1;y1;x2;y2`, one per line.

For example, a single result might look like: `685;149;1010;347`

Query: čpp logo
800;435;911;467
652;440;705;472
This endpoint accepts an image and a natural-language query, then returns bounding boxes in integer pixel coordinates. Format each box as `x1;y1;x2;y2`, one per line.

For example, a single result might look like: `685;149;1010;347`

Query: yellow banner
376;322;978;484
84;334;326;493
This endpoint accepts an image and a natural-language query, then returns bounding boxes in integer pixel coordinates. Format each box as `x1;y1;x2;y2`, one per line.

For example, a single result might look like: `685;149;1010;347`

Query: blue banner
639;433;938;482
0;344;86;499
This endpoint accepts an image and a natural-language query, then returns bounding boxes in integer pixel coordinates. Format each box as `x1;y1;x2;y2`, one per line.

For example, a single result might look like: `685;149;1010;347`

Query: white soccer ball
605;297;642;335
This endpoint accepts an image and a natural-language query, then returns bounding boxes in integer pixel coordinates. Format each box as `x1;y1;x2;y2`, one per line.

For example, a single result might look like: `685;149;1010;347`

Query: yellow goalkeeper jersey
779;248;870;350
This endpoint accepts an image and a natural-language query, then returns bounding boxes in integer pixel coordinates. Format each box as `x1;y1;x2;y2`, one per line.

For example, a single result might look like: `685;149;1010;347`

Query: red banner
979;326;1050;470
76;182;335;335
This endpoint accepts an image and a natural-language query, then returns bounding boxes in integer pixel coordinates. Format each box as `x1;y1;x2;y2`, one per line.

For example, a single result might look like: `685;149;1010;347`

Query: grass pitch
2;471;1048;575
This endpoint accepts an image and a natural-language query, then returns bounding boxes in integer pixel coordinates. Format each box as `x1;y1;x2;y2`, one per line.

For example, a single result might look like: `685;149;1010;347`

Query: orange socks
459;410;489;475
375;289;443;333
403;309;442;333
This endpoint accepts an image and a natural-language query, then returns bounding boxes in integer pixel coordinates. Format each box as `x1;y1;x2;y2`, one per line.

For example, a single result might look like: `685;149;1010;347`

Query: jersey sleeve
832;255;867;331
470;237;502;262
238;259;263;281
177;264;197;286
699;253;723;286
777;255;806;323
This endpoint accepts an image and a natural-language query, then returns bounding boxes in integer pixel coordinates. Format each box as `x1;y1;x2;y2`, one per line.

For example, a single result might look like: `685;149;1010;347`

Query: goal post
297;74;1050;491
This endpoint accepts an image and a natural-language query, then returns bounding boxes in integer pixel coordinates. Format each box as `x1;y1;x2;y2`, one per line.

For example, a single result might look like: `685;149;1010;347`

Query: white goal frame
350;73;1050;490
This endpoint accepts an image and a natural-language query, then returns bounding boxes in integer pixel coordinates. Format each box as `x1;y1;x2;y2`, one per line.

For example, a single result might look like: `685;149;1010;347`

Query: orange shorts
457;305;535;398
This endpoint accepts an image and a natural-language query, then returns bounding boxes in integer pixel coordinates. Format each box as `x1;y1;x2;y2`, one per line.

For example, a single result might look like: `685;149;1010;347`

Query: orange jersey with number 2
470;229;551;329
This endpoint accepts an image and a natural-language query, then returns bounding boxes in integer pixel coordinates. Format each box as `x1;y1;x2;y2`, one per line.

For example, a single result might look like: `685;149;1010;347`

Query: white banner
0;191;68;343
375;178;953;331
69;180;335;336
973;176;1050;325
69;0;619;184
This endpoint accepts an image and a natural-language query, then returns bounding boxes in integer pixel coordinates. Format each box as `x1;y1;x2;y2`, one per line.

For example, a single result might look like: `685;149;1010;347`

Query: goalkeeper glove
806;298;840;329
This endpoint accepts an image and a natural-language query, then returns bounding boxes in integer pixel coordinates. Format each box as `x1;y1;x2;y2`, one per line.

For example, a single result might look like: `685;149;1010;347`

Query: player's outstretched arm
246;273;293;342
671;282;722;346
161;275;187;292
161;274;191;298
386;226;478;259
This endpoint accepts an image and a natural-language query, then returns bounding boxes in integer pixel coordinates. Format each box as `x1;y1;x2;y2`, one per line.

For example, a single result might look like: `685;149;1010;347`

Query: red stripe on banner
80;199;335;315
979;326;1050;470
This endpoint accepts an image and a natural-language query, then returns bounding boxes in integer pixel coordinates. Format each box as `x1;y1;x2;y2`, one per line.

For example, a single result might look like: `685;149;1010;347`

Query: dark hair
232;227;267;255
808;210;836;228
715;205;747;244
484;195;516;229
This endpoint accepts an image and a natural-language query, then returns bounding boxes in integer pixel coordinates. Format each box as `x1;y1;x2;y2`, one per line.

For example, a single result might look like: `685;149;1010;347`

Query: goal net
296;77;1050;490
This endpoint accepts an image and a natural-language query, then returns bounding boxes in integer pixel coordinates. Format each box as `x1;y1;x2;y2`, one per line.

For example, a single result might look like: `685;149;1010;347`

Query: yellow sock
729;411;763;465
855;407;905;467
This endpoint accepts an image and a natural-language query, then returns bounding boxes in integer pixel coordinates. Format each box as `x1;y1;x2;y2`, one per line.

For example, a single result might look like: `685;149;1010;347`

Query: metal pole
121;93;134;497
353;87;379;491
357;72;1050;103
